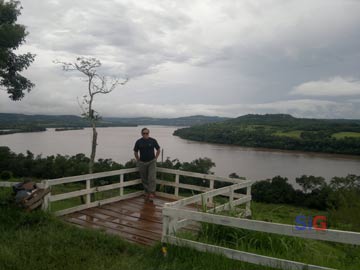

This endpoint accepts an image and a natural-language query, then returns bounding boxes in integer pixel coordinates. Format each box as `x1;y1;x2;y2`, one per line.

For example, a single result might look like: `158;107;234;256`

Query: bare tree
55;57;128;173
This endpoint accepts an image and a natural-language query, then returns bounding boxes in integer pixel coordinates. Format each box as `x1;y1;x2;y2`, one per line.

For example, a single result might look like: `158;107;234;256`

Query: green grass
0;188;276;270
251;201;327;224
2;187;360;270
332;132;360;139
272;130;302;139
187;201;360;270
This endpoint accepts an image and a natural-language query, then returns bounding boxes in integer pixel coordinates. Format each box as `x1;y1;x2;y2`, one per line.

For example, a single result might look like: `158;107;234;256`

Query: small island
55;127;84;131
0;126;46;135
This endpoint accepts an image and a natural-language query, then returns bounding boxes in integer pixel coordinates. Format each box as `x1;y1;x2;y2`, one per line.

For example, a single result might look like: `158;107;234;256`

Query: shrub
0;170;13;180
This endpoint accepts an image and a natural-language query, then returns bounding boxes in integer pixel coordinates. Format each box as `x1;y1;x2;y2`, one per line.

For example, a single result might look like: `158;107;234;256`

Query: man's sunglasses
142;132;149;135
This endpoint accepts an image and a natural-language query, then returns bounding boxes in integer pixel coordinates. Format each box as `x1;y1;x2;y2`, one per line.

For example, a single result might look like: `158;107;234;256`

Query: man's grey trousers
137;159;156;194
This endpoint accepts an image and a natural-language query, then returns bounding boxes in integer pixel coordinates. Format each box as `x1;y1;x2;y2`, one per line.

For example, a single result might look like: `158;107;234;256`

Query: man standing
134;128;160;202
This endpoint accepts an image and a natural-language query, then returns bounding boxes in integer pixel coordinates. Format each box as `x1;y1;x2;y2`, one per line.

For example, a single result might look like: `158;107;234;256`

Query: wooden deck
61;195;197;246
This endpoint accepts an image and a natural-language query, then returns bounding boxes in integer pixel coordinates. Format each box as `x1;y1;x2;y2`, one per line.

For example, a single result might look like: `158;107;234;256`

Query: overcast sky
1;0;360;118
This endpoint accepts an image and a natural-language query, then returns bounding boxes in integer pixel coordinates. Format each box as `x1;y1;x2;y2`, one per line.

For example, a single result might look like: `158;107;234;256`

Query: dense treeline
174;114;360;155
1;146;359;230
0;113;227;129
0;146;127;179
158;157;360;230
0;126;46;135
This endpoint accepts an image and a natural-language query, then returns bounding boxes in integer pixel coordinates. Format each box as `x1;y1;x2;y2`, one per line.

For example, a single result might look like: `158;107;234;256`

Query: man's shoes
148;193;155;202
145;193;155;203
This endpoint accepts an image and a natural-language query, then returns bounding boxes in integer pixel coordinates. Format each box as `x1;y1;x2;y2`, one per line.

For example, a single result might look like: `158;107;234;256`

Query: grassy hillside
0;113;228;130
0;188;272;270
173;114;360;155
1;187;359;270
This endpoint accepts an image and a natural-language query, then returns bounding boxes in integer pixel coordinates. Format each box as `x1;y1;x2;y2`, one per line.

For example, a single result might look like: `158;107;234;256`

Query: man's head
141;127;150;138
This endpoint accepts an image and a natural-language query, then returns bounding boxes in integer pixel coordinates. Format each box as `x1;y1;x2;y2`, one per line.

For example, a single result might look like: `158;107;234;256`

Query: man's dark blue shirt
133;137;160;162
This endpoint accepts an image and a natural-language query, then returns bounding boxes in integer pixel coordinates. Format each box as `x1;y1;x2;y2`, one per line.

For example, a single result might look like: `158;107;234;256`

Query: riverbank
1;126;359;183
0;127;46;135
173;114;360;156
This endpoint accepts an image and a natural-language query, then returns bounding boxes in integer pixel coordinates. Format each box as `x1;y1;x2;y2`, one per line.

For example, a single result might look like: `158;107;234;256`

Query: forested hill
103;115;229;126
173;114;360;155
0;113;228;128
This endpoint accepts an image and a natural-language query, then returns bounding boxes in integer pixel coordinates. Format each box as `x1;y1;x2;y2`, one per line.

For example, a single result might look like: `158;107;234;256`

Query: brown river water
1;126;359;185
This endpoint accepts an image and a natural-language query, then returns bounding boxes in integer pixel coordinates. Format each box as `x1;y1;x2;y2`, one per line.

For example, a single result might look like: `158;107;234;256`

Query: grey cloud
291;77;360;96
2;0;359;119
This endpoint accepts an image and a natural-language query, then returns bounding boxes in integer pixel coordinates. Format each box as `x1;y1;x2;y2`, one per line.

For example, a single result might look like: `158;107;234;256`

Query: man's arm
134;151;140;161
155;148;160;159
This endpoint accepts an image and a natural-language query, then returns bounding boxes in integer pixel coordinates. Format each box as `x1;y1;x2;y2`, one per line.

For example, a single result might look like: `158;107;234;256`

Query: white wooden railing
0;181;20;187
5;168;360;270
20;167;251;217
41;167;142;215
162;188;360;270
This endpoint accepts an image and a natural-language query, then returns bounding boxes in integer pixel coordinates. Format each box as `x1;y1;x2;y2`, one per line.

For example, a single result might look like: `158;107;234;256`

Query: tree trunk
89;120;97;174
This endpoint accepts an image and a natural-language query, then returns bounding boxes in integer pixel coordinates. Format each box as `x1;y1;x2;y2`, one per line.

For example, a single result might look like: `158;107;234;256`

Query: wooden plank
103;198;160;211
95;207;163;229
120;174;124;196
134;195;174;203
163;208;360;245
50;180;142;202
48;168;139;185
26;198;43;211
165;182;252;208
176;196;251;230
175;196;249;231
0;181;20;187
164;236;334;270
157;168;247;184
78;209;162;240
101;203;163;223
129;196;170;210
175;174;179;197
209;196;252;213
54;191;143;216
23;188;50;207
155;192;184;201
175;196;251;230
50;189;89;202
156;179;211;193
121;179;142;187
109;201;163;219
96;204;163;225
64;216;154;246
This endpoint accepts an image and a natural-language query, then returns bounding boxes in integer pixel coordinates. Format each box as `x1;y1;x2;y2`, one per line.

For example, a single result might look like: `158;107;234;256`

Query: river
1;126;360;185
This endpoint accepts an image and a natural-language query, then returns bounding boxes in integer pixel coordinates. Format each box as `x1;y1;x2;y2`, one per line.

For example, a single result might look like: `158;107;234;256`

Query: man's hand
134;151;140;161
155;148;161;159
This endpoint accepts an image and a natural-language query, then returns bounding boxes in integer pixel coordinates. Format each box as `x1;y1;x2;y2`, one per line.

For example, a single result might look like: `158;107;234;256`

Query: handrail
37;166;250;217
162;180;360;270
157;167;243;184
0;181;20;187
46;167;139;186
165;180;252;208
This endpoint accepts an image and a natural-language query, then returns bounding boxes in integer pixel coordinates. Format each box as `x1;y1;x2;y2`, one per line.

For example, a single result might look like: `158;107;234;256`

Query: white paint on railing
30;167;253;225
0;181;19;187
163;207;360;245
165;181;253;208
165;236;335;270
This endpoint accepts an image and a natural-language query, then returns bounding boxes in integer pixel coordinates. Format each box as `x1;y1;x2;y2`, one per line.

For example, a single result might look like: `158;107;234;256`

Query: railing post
175;174;179;198
86;179;91;206
41;180;50;211
162;213;170;242
162;204;178;240
229;186;234;210
245;184;252;217
208;179;214;205
120;174;124;197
